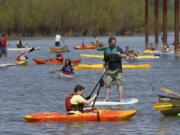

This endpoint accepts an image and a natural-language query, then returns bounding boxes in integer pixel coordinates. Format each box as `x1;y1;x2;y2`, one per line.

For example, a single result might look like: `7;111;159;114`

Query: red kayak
33;59;81;65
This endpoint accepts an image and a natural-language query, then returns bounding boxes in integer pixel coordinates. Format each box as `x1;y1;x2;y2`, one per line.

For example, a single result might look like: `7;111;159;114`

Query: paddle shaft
91;86;101;110
87;68;108;98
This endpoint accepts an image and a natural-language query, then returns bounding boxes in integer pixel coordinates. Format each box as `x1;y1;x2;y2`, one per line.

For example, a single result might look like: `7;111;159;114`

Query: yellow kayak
143;50;162;54
16;60;28;66
73;63;151;70
80;54;159;59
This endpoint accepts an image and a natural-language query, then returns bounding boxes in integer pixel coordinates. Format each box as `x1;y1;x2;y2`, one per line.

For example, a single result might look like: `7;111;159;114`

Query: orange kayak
24;109;136;122
33;58;81;65
50;46;69;53
74;45;97;50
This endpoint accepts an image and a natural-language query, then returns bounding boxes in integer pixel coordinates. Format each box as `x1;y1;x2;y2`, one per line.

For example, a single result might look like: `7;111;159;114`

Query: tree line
0;0;175;36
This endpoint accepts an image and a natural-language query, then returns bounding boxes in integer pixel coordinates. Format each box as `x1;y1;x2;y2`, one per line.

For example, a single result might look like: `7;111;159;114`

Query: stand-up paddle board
89;98;139;106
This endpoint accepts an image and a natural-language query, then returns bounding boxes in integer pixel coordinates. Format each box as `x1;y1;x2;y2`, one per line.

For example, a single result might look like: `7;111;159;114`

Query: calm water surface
0;36;179;135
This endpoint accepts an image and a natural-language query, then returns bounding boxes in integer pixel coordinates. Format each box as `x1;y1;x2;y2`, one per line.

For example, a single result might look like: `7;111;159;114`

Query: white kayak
7;47;40;51
0;63;15;68
59;71;76;78
89;98;139;106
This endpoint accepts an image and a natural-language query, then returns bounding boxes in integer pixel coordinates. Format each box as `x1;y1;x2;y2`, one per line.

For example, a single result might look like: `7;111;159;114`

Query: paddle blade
153;102;173;111
160;88;180;97
29;47;35;52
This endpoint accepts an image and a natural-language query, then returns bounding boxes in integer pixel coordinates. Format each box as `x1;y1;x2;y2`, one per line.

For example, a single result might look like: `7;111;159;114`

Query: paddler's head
108;37;116;48
74;85;85;96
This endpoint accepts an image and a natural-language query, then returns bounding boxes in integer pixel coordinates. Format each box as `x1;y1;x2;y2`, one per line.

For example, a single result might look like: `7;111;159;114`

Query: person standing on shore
103;37;126;101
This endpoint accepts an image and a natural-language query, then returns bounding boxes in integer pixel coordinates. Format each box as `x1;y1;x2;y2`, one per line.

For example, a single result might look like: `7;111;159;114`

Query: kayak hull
24;109;137;122
59;71;76;78
80;54;159;59
8;47;40;51
33;59;81;65
73;64;151;70
74;45;97;50
50;46;69;53
158;95;180;116
16;60;28;66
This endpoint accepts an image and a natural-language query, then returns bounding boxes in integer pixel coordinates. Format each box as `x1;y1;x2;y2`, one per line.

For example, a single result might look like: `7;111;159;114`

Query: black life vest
104;47;121;63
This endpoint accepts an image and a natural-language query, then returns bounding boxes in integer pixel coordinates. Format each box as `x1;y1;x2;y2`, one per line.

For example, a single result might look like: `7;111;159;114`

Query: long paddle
85;68;108;100
153;102;180;111
160;88;180;97
91;85;101;110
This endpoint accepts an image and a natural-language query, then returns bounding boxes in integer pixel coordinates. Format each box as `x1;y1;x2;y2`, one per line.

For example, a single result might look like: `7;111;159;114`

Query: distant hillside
0;0;176;36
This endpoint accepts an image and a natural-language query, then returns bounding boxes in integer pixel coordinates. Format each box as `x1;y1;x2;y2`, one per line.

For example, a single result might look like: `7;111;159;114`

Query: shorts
0;46;7;57
105;69;123;87
55;41;60;47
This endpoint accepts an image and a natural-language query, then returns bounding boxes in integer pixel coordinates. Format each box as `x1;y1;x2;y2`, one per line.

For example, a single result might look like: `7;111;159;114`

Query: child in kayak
61;58;74;73
56;53;64;62
16;51;28;61
66;85;97;114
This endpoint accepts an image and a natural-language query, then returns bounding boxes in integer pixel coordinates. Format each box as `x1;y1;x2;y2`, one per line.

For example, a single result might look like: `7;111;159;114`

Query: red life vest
1;37;7;46
65;92;74;112
16;55;21;61
64;92;84;112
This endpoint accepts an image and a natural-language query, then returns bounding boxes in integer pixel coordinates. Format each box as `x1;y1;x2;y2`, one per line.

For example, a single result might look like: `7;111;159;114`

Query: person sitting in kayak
61;58;74;73
66;85;97;115
56;53;64;61
127;49;138;59
16;51;28;61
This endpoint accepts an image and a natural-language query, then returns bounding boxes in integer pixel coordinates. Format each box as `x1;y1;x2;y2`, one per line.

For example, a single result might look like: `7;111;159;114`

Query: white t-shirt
55;34;61;42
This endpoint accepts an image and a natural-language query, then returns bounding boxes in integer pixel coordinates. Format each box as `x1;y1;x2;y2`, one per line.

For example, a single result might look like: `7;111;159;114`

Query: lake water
0;36;179;135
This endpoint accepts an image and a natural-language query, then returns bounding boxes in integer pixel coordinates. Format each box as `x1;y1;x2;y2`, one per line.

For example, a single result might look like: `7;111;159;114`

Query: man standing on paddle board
103;37;126;101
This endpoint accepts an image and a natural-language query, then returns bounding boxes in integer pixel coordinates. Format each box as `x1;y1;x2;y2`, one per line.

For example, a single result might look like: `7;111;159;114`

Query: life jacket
1;37;7;46
56;54;63;61
65;92;84;112
62;65;73;73
104;47;121;63
16;55;21;61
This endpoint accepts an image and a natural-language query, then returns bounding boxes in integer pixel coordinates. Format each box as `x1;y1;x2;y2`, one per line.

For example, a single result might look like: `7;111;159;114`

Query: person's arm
117;47;127;59
81;94;97;105
103;49;108;68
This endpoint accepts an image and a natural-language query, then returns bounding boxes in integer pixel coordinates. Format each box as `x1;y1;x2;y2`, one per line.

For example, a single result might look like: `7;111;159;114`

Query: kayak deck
24;109;137;122
73;64;151;70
